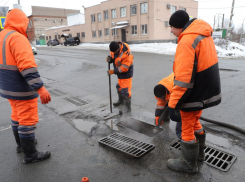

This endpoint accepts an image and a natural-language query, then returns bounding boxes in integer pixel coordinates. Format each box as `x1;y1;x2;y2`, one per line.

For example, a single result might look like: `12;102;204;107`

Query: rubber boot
12;130;23;153
20;138;50;164
113;92;123;106
195;130;206;162
167;140;199;173
120;97;131;115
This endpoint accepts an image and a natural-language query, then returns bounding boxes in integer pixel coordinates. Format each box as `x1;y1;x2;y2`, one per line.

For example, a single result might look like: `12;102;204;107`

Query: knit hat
109;41;119;52
169;10;189;28
154;85;166;98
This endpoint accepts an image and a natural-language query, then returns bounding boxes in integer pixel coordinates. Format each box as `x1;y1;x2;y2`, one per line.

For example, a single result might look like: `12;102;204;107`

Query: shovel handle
108;62;112;113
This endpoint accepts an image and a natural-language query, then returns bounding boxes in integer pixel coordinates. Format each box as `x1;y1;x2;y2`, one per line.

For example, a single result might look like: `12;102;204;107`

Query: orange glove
37;86;51;104
155;116;163;127
107;70;114;75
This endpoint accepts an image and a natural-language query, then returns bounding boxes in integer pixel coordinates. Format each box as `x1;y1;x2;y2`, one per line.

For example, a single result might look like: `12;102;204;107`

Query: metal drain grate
63;96;88;106
49;89;66;96
169;139;237;172
98;133;155;158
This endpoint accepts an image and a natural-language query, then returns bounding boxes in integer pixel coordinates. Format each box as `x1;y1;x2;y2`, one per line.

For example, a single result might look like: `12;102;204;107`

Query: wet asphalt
0;46;245;182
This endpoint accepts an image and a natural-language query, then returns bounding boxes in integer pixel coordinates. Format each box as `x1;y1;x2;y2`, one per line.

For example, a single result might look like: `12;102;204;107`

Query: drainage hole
207;157;214;163
213;151;219;157
136;151;145;157
212;158;219;165
222;154;228;160
205;155;209;161
205;147;210;153
222;162;229;169
217;160;224;167
209;149;215;154
227;156;233;162
218;152;224;158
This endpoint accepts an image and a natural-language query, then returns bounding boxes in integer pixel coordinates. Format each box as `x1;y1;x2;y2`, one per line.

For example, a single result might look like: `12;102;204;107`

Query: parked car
47;39;59;46
31;44;37;55
64;37;80;46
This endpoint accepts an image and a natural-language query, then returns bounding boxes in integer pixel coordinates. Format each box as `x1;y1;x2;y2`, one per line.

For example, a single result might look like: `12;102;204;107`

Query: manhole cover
117;118;163;137
169;139;237;172
49;89;66;96
63;96;88;106
98;133;155;158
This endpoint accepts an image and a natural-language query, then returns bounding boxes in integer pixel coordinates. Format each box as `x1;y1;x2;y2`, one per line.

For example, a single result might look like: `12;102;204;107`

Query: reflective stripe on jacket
110;42;134;79
0;9;43;100
155;73;174;117
169;19;221;111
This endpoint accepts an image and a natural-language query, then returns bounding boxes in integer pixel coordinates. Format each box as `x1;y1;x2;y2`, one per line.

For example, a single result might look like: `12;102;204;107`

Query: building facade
27;6;80;44
44;0;198;44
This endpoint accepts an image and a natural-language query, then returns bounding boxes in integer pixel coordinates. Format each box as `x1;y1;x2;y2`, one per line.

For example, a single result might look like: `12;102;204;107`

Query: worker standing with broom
106;41;134;115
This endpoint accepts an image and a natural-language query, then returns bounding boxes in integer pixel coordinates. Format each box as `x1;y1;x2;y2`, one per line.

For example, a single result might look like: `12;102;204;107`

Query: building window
55;35;57;39
131;25;137;35
91;14;95;23
180;7;186;11
49;36;51;40
104;10;108;20
141;24;147;34
46;36;48;40
112;29;117;36
140;3;147;14
82;32;85;38
120;7;126;17
105;28;109;36
69;34;72;37
58;35;61;39
77;33;80;38
130;4;137;15
98;13;101;22
98;30;102;38
112;9;116;19
92;31;96;38
171;6;177;14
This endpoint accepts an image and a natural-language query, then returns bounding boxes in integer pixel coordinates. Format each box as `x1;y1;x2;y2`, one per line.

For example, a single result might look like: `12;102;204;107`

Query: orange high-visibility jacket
0;9;43;100
155;72;174;117
169;19;221;112
110;42;134;79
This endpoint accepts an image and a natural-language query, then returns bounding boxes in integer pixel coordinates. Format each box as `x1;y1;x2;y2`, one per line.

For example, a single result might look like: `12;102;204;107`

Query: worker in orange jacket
106;41;134;115
154;72;183;139
167;10;221;173
0;9;51;164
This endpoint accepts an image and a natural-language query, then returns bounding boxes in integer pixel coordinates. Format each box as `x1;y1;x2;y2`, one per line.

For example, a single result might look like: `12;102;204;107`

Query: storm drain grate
169;139;237;172
98;133;155;158
49;89;66;96
63;96;88;106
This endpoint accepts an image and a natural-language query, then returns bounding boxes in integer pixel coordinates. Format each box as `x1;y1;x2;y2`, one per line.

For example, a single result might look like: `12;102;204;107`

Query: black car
47;39;59;46
64;37;80;46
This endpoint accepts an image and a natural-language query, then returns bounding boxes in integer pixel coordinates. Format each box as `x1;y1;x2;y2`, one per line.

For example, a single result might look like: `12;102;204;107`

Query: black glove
106;55;112;63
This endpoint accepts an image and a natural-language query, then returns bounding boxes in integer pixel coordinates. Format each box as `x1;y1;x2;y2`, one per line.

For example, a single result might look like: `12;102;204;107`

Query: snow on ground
35;38;245;59
78;39;245;59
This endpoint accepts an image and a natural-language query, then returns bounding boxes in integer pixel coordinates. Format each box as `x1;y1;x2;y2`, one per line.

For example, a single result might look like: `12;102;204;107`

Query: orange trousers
116;78;132;98
179;110;203;143
8;98;39;126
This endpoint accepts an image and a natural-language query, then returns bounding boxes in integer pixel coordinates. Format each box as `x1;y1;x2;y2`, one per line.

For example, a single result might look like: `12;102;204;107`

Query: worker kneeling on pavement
167;10;221;173
154;73;184;140
106;41;134;115
0;9;51;164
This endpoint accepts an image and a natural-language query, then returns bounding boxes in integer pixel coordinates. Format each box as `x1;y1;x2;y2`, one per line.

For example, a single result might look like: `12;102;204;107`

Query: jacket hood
178;19;213;41
4;9;29;37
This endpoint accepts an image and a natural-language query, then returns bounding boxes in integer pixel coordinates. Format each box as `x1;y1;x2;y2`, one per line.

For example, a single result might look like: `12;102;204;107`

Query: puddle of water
206;133;230;149
105;119;119;131
73;119;97;133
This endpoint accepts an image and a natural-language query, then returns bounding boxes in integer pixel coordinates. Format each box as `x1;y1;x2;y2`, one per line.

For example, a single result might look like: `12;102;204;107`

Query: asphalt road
0;46;245;182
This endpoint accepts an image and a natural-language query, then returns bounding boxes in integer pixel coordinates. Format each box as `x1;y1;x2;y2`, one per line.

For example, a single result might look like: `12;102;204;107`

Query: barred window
131;5;137;15
92;31;96;38
98;30;102;38
112;29;117;36
141;24;147;34
112;9;116;19
131;25;137;35
91;14;95;23
104;10;108;20
82;32;85;38
140;3;147;14
77;33;80;38
120;7;126;17
98;13;101;22
105;28;109;36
